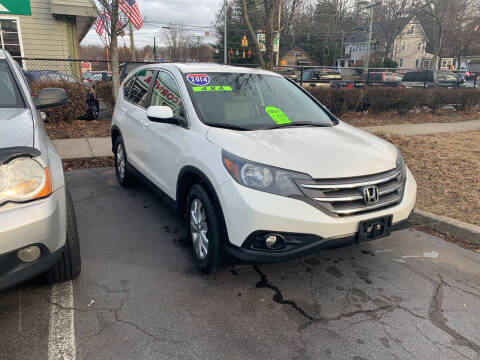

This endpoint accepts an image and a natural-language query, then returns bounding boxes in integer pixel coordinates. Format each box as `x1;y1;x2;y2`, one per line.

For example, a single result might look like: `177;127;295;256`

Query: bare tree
162;25;194;62
375;0;413;58
241;0;301;69
414;0;478;68
96;0;128;97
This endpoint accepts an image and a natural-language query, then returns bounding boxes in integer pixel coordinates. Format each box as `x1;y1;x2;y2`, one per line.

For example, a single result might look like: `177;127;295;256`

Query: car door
142;70;189;198
440;72;460;88
118;68;155;177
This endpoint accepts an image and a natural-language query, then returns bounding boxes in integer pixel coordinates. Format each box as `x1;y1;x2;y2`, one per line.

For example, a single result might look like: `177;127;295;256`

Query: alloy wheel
190;198;209;260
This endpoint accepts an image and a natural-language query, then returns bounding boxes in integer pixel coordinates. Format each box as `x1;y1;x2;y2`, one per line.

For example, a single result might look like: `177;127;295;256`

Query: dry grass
342;108;480;127
63;157;114;172
46;119;111;140
383;131;480;226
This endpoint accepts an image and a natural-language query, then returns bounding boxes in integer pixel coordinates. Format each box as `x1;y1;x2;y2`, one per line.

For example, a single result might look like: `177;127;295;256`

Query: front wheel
114;136;135;187
44;189;81;284
86;101;99;120
186;185;224;274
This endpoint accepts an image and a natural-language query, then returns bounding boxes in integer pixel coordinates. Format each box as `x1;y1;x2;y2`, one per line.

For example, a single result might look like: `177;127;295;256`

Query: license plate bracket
358;215;393;243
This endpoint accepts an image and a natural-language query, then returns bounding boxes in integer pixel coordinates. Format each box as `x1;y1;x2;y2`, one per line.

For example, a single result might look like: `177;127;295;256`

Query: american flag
95;12;109;36
119;0;143;30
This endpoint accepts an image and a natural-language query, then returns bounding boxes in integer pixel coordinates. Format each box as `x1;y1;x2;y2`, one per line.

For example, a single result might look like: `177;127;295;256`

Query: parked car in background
0;50;81;291
362;72;403;87
25;70;100;120
400;70;466;88
82;71;112;86
339;68;362;80
274;67;298;80
112;63;416;274
298;68;341;88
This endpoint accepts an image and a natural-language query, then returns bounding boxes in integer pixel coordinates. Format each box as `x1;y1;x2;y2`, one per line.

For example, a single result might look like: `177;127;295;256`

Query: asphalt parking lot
1;168;480;360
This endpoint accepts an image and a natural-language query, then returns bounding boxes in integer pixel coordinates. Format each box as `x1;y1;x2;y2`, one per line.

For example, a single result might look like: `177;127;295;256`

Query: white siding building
0;0;96;63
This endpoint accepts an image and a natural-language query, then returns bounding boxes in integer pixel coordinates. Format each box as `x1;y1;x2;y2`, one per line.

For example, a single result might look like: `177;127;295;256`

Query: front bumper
216;168;417;257
0;188;67;291
224;219;411;264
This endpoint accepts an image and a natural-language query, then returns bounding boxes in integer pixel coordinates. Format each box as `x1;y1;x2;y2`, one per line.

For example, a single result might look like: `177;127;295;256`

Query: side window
150;71;184;117
123;76;135;99
129;69;155;107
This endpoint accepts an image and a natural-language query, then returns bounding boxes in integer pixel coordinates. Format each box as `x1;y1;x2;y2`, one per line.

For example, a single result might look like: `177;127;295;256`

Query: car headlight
222;150;309;196
0;157;52;205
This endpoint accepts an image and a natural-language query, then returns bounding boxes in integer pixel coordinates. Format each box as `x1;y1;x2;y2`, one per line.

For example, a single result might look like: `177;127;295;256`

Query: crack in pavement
429;275;480;355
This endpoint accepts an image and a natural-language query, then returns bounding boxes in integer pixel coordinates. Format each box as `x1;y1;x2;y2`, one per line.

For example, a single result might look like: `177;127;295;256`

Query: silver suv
0;50;81;291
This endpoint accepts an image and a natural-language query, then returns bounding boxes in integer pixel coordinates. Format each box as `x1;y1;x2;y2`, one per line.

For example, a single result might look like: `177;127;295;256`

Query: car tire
44;189;81;284
86;101;99;120
114;136;135;187
186;184;224;274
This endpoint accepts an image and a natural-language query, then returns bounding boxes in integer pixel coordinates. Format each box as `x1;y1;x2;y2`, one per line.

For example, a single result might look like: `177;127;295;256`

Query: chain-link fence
272;65;479;89
16;58;479;90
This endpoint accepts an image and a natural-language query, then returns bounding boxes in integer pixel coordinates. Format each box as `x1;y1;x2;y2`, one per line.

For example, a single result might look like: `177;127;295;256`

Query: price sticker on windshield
265;106;291;124
187;74;210;86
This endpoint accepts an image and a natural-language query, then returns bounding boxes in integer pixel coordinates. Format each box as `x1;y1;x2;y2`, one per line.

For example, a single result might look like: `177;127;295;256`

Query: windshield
183;72;335;130
0;60;24;108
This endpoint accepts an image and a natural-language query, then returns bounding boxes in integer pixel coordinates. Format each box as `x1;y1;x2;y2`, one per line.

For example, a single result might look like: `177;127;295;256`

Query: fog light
264;234;285;249
17;246;41;263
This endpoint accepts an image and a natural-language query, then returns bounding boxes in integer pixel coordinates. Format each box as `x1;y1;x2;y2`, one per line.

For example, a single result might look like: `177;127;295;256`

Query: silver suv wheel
190;198;209;260
116;143;126;180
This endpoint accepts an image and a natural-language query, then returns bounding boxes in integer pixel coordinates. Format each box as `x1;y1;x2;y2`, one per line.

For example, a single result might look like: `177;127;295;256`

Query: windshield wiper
205;122;251;131
260;122;331;130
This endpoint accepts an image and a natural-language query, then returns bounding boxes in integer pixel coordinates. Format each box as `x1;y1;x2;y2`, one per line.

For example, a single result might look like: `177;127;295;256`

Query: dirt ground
62;157;114;172
46;118;111;140
342;108;480;127
384;131;480;226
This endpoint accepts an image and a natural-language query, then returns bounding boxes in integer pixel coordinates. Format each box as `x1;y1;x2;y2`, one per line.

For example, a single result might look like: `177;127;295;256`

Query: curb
411;209;480;246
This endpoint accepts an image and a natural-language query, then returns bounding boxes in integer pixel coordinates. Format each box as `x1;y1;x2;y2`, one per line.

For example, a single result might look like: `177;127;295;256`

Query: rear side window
128;69;155;108
0;60;24;108
403;71;429;82
123;76;135;98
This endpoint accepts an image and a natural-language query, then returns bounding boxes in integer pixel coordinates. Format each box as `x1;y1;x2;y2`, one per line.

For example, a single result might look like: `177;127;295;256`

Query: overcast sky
82;0;222;48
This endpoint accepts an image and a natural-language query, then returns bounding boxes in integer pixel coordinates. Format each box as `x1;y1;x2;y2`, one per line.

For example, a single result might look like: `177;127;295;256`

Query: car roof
162;63;280;76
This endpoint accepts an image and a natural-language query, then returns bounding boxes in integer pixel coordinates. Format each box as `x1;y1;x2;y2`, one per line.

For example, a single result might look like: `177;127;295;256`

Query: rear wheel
186;184;224;274
88;101;99;120
114;136;135;187
44;189;81;284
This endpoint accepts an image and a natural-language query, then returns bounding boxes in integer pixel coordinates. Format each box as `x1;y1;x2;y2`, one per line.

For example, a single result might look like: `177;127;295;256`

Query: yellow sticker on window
192;86;232;92
265;106;291;124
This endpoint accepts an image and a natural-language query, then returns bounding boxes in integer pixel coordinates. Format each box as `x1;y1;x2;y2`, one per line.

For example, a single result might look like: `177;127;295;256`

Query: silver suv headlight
222;150;309;196
0;157;52;205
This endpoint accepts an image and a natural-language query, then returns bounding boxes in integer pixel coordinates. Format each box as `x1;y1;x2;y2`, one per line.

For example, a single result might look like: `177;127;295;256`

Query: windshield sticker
265;106;291;124
192;86;233;92
187;74;210;86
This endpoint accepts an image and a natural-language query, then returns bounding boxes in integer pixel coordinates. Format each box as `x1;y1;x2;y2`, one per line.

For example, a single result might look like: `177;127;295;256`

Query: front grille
295;167;405;217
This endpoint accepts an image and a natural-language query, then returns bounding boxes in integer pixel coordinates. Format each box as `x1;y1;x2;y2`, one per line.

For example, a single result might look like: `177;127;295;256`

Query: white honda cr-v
111;64;417;273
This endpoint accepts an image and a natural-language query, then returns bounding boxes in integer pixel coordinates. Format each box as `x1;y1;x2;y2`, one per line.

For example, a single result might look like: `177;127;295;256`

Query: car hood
206;122;398;179
0;108;34;148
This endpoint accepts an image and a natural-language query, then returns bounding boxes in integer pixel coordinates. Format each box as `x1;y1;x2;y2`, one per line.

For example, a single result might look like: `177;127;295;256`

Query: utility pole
276;1;281;66
364;2;380;71
129;22;136;61
153;37;157;62
224;0;227;64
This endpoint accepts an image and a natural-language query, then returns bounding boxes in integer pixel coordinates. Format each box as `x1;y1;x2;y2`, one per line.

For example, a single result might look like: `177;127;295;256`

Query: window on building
0;19;23;61
401;40;406;51
415;59;420;68
408;25;414;34
423;59;431;68
442;60;447;68
417;41;422;51
399;58;404;67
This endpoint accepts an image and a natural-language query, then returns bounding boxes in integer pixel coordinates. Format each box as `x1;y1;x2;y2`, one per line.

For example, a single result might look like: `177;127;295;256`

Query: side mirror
146;106;187;127
35;88;67;109
147;106;174;121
